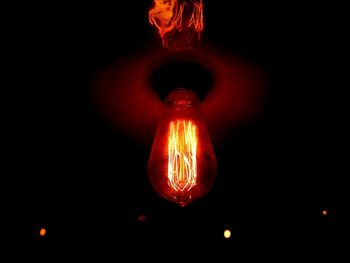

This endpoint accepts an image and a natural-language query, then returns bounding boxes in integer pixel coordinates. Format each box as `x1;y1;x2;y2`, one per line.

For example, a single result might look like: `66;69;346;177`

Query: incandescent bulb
148;88;217;207
149;0;204;50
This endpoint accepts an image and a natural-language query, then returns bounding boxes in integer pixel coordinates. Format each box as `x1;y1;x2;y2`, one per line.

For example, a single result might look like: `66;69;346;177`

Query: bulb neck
165;88;200;110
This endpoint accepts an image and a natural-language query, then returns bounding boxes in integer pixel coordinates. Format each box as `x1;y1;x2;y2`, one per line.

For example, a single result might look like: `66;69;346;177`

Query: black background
10;0;347;259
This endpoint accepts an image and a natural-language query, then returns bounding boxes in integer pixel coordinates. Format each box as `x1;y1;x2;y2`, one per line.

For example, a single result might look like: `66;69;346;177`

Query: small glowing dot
224;229;231;239
322;210;328;216
40;228;46;237
138;215;147;222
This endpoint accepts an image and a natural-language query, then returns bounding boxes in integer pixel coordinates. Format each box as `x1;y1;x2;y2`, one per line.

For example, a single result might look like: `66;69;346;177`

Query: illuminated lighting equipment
40;228;46;237
149;0;204;50
224;229;231;239
148;88;217;206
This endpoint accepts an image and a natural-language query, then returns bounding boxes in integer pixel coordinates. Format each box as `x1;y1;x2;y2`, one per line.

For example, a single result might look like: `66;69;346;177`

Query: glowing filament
168;120;198;191
149;0;204;49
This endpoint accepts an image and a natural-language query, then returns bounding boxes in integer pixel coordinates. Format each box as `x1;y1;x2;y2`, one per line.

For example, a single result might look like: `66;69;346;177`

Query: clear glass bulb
148;88;217;206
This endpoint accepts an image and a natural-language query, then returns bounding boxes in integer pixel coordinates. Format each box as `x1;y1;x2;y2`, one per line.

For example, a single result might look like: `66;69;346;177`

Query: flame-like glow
149;0;204;49
168;120;197;191
40;228;46;237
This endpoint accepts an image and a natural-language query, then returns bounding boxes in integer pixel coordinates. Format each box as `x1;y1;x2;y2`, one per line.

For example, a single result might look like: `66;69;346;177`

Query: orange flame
149;0;204;50
168;120;197;191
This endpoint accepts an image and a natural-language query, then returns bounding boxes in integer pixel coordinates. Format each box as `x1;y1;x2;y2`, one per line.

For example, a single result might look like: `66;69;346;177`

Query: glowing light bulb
39;228;46;237
224;229;231;239
148;88;217;207
149;0;204;50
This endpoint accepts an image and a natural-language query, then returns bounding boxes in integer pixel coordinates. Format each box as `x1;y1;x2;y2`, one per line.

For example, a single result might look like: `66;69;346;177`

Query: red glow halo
92;43;267;146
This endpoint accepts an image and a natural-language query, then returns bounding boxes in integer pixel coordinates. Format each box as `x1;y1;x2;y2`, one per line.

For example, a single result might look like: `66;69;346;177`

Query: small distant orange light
322;210;328;216
224;229;231;239
40;228;46;237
